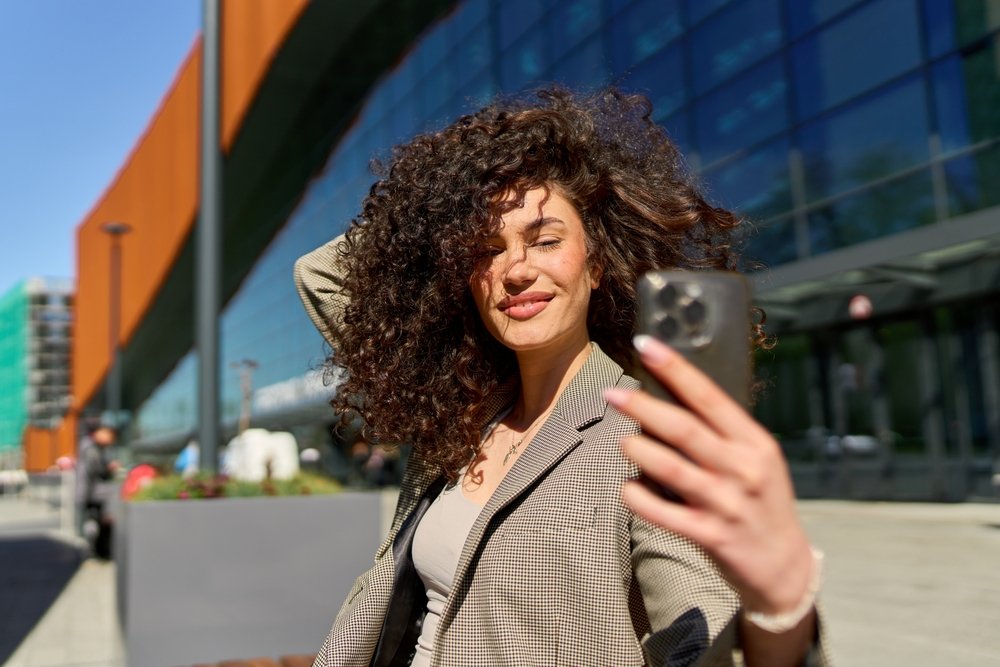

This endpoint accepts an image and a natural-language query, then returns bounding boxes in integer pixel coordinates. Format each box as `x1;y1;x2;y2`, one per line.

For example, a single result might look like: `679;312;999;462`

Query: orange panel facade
62;1;308;470
22;416;75;472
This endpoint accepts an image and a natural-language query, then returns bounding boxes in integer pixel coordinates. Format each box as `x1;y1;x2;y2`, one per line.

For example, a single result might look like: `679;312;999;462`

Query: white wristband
744;547;824;634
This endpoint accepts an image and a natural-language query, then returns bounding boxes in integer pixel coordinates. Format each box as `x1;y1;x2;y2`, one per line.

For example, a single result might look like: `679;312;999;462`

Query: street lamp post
101;221;132;429
230;359;258;434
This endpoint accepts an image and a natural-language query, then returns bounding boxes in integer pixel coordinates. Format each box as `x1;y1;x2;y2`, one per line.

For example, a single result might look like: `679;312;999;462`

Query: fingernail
633;335;673;363
603;388;631;407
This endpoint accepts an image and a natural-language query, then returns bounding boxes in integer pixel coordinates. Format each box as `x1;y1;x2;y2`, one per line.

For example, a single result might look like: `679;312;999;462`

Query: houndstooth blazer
295;238;830;667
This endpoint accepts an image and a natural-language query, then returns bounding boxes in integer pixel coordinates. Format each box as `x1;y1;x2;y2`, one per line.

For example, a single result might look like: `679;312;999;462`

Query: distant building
0;278;73;468
59;0;999;499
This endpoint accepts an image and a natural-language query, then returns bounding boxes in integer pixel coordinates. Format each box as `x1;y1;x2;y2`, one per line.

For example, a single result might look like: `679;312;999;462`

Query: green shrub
129;472;342;501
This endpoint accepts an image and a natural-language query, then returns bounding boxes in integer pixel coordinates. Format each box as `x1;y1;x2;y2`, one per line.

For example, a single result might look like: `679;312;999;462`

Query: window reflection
797;75;929;202
686;0;737;25
608;0;683;73
501;25;549;91
943;144;1000;217
497;0;550;48
932;42;1000;153
746;216;798;267
923;0;1000;58
454;21;493;88
617;43;686;119
786;0;866;37
660;111;691;155
791;0;921;121
808;169;935;253
702;138;793;220
695;56;788;166
549;0;603;62
551;35;608;90
691;0;782;95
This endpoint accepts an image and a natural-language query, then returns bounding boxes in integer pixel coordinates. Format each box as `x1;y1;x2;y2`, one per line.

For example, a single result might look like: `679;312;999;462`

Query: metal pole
101;222;131;428
198;0;221;474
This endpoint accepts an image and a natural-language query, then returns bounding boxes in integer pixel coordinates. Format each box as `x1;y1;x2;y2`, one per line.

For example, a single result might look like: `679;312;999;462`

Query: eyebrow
524;216;566;233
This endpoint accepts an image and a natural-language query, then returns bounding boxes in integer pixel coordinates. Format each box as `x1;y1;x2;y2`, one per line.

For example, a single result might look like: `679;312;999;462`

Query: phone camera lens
682;299;707;329
657;315;680;341
658;284;679;309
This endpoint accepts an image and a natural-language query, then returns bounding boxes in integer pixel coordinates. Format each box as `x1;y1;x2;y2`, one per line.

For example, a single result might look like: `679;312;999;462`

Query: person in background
296;87;829;666
76;423;120;558
174;437;200;479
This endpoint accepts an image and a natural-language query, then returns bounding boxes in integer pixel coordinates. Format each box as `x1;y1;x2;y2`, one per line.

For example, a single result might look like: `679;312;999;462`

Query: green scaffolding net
0;281;28;452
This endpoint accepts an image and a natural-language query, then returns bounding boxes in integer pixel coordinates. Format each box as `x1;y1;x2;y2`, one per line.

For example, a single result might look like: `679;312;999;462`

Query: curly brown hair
330;87;752;482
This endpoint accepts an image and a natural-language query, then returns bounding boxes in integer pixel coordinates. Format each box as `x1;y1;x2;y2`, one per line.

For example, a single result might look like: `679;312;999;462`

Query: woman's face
469;186;600;355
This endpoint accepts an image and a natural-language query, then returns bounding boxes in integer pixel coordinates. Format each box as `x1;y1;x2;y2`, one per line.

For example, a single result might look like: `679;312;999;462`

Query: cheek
469;271;495;312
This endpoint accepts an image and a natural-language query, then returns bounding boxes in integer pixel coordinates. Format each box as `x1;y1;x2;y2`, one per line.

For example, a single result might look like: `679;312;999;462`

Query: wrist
744;547;823;634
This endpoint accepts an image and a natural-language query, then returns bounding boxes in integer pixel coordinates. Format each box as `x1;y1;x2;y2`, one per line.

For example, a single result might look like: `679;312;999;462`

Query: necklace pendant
503;440;520;466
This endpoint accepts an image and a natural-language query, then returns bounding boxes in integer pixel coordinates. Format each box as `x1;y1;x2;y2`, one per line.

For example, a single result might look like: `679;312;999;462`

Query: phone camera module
682;298;707;330
658;283;679;309
656;314;681;341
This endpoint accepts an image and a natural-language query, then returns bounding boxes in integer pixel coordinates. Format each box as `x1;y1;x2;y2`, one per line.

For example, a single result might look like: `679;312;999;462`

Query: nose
501;245;537;287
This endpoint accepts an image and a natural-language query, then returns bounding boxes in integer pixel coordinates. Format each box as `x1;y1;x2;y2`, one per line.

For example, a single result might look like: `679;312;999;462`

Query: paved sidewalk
1;495;998;666
0;498;124;667
800;500;1000;666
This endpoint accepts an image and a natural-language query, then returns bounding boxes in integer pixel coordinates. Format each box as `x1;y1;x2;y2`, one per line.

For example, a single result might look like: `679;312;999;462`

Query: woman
295;88;829;666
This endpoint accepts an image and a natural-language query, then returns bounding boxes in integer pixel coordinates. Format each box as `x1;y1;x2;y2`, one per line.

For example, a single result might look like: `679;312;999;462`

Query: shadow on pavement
0;535;83;664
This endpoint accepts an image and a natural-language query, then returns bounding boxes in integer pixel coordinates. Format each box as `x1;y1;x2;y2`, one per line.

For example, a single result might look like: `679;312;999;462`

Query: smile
498;292;554;320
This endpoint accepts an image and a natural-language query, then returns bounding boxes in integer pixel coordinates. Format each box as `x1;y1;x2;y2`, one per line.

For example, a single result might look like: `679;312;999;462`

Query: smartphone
634;270;752;408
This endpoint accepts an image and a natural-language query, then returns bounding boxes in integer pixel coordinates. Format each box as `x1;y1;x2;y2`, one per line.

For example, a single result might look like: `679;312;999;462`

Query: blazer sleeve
293;233;350;349
632;517;832;667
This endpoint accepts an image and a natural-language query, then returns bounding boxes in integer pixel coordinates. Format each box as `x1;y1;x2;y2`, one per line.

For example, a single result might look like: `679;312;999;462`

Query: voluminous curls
330;87;755;482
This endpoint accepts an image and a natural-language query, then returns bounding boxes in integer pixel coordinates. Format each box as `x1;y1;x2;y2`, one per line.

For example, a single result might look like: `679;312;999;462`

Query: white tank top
409;479;483;667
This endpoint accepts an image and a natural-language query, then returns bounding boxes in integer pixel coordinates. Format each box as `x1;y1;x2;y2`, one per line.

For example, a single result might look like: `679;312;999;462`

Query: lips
498;292;554;320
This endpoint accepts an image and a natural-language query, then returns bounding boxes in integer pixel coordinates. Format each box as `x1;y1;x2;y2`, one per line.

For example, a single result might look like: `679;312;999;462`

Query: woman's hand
604;335;817;628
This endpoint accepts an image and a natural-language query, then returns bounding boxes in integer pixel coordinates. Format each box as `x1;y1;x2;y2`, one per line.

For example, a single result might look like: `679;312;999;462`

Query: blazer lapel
449;344;625;592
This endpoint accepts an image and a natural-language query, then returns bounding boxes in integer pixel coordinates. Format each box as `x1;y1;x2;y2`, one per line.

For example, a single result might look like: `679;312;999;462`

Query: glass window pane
608;0;683;73
746;216;799;267
660;110;691;154
617;42;686;118
932;43;1000;154
797;75;930;201
686;0;737;25
694;56;788;165
497;0;551;48
550;34;608;91
753;334;816;460
786;0;866;37
791;0;921;120
690;0;783;95
923;0;1000;58
451;0;489;40
549;0;603;63
807;169;935;253
456;75;499;115
421;59;456;126
943;143;1000;217
500;25;550;91
703;138;792;220
454;21;493;88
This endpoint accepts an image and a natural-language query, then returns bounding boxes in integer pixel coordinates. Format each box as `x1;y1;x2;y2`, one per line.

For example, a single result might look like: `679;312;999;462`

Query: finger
621;435;741;515
608;389;733;472
633;335;769;442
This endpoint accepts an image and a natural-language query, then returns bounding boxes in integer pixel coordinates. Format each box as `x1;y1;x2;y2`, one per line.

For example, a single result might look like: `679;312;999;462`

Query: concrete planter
117;492;389;666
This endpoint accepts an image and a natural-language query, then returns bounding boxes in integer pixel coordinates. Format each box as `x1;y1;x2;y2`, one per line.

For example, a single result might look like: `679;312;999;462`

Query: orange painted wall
66;0;308;464
23;416;75;472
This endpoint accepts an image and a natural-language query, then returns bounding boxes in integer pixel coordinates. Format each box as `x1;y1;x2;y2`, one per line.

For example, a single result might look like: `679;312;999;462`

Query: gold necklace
502;408;552;466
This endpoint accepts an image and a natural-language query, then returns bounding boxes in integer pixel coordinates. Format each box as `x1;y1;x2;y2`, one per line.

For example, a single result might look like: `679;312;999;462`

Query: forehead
495;186;581;230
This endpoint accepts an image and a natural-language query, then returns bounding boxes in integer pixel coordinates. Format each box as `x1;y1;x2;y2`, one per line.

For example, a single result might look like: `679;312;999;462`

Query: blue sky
0;0;200;298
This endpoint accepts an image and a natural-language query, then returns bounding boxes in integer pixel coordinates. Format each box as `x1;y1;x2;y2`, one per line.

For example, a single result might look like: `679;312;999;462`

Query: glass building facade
129;0;1000;499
